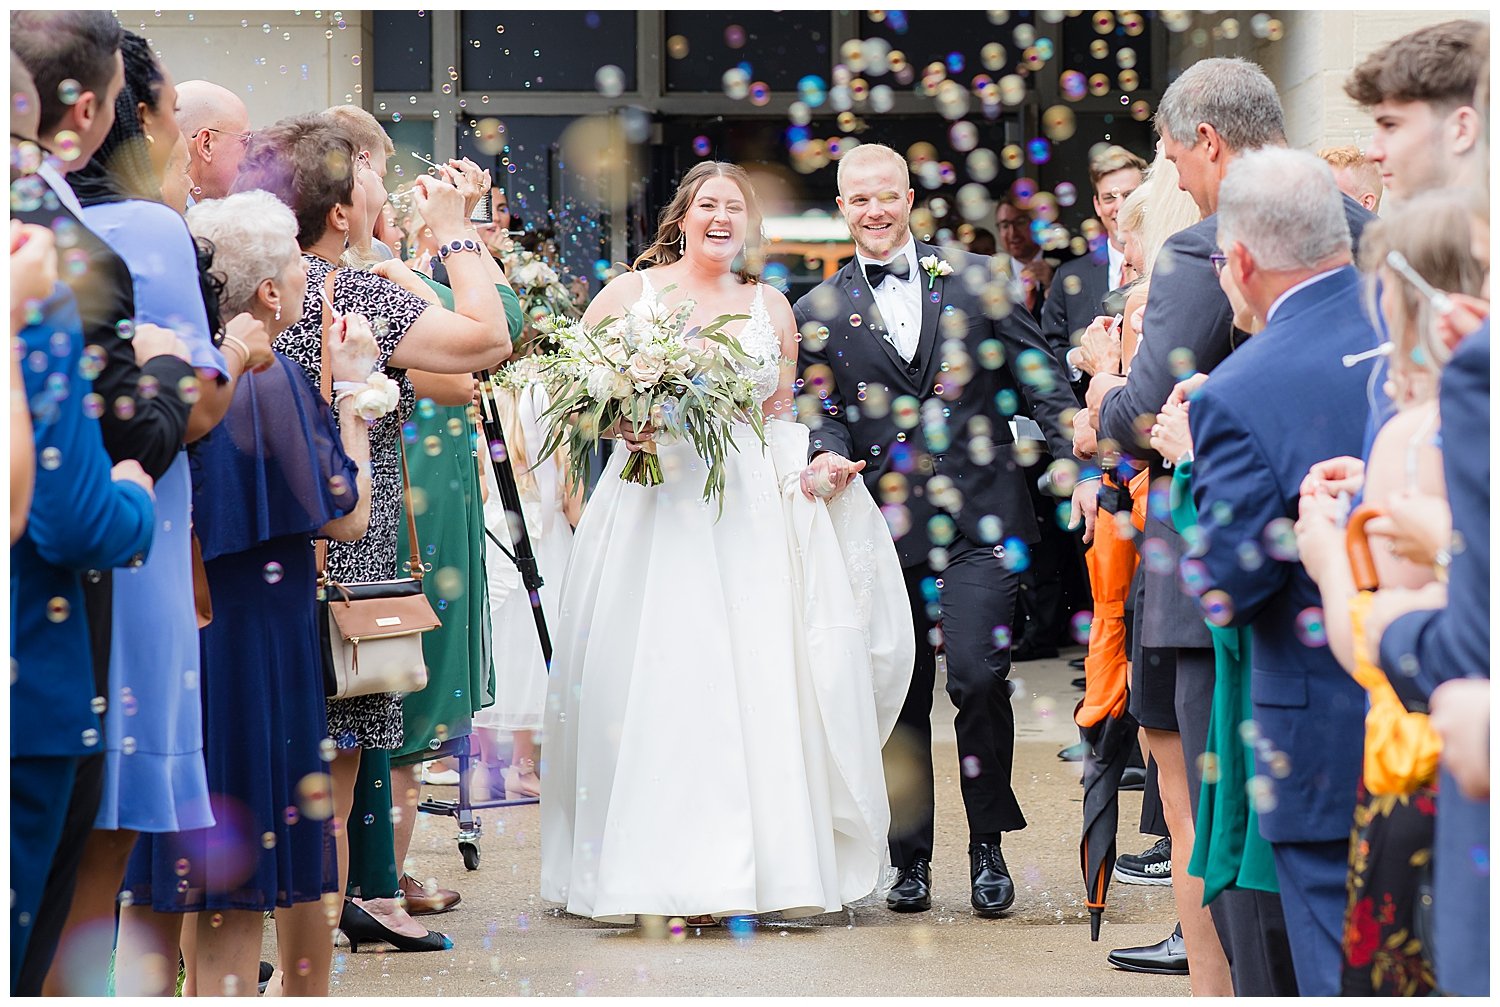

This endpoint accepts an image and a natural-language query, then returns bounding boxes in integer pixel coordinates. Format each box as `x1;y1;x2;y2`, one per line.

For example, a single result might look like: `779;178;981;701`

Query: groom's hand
801;451;866;501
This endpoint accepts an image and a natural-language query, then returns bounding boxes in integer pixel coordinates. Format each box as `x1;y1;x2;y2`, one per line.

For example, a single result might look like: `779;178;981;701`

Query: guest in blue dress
119;189;378;997
10;274;156;992
42;32;270;997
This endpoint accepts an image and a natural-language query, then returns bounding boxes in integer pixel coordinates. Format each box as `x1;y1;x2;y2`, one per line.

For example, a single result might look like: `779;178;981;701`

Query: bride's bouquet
534;292;764;509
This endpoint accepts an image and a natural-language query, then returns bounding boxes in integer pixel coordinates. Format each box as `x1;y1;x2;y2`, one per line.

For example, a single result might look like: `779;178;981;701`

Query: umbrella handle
1345;503;1385;593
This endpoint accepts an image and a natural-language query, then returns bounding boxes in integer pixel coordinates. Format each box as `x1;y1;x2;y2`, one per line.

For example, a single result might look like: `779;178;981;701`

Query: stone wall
112;10;369;129
1170;10;1486;151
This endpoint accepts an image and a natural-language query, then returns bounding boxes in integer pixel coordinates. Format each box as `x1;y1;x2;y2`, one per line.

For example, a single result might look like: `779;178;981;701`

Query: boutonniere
919;254;954;289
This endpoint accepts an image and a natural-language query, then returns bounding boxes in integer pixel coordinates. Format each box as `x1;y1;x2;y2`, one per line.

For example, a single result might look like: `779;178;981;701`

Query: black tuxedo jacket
1039;253;1109;362
1039;252;1109;404
793;240;1083;568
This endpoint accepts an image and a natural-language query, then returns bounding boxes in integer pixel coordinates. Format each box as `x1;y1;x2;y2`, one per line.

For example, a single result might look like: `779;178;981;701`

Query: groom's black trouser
887;533;1026;869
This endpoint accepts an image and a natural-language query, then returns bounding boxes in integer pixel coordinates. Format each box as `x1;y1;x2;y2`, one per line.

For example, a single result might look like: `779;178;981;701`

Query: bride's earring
678;232;685;256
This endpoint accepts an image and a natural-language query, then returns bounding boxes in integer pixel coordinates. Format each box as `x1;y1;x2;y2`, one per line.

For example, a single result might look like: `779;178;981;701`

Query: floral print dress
274;254;430;750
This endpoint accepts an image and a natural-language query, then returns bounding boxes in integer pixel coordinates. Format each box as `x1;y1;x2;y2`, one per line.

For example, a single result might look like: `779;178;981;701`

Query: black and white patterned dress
275;254;430;750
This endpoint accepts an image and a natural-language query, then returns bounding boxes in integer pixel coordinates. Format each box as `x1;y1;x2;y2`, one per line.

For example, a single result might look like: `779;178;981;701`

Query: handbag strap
314;266;427;584
1345;503;1384;593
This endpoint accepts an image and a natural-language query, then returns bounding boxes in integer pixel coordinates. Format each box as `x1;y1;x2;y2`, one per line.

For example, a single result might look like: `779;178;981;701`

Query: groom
793;143;1085;917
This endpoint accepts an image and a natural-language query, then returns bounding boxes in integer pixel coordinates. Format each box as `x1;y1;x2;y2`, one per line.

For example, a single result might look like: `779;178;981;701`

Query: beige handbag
316;267;440;699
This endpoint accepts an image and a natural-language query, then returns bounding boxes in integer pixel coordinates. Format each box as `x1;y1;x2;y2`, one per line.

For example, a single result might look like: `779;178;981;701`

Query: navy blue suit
9;286;154;988
1188;267;1374;995
1377;324;1489;996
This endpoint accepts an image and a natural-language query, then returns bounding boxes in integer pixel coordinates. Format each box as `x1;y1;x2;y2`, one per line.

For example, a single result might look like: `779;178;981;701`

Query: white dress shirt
855;238;922;362
1107;240;1126;292
1266;267;1345;323
37;162;86;218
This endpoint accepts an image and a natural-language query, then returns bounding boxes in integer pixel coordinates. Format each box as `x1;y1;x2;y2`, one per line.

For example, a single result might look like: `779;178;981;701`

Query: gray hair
1156;57;1286;152
835;141;909;194
1217;148;1350;272
186;190;302;318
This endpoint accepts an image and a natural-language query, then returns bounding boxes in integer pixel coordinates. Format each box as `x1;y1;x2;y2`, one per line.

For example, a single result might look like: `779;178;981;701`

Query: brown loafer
399;873;462;916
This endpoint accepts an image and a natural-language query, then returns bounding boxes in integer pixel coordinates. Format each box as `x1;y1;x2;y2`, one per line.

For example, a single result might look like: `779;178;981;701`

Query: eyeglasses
196;127;253;147
1209;252;1227;276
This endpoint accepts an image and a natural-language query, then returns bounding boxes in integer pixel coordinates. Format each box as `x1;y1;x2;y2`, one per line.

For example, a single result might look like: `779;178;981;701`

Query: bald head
176;79;250;200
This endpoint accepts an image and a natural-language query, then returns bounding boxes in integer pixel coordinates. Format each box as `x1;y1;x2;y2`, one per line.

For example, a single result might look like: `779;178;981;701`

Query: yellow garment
1346;591;1442;795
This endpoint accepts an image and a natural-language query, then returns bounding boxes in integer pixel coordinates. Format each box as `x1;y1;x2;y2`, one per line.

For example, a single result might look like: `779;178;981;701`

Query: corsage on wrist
333;371;401;422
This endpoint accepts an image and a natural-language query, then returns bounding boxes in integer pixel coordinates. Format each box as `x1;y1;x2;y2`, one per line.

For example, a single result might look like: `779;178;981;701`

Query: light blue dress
81;199;227;832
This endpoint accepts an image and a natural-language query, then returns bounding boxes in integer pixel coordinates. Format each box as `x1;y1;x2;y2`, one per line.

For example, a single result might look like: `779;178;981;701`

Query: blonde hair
632;160;763;282
835;141;909;192
1319;145;1382;208
1135;151;1202;279
326;104;396;158
1359;189;1487;402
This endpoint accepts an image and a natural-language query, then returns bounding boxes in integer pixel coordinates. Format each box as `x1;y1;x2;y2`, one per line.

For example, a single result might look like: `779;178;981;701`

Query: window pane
856;11;1035;80
459;12;637;92
379;116;436;193
372;11;431;94
1059;14;1155;92
663;13;833;93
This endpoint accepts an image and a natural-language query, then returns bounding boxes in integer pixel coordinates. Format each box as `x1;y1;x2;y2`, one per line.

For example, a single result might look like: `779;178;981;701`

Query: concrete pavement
295;647;1188;997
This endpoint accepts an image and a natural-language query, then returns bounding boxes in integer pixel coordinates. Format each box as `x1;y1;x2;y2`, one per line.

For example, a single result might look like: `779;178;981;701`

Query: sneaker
1113;836;1172;886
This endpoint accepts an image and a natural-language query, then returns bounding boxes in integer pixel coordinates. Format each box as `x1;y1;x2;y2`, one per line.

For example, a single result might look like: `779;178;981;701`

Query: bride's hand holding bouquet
533;287;765;509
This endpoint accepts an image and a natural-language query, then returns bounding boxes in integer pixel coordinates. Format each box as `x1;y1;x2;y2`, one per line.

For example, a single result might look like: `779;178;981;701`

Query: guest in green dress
344;268;522;917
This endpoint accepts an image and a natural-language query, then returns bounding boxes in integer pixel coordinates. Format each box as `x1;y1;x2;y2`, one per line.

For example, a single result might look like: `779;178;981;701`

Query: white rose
586;365;619;401
351;371;401;421
627;351;666;386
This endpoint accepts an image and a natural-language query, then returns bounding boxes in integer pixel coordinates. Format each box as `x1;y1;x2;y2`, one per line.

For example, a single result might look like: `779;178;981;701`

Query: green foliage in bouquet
532;293;767;514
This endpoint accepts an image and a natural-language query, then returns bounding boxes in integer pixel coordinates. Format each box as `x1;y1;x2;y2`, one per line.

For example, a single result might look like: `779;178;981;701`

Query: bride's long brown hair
632;160;764;283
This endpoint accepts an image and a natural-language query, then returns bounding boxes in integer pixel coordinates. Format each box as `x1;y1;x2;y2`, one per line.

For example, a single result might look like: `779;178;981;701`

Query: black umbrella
1079;701;1138;940
1076;471;1141;940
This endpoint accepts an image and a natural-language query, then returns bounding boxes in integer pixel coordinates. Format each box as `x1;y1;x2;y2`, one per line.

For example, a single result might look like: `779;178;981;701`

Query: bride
540;161;914;924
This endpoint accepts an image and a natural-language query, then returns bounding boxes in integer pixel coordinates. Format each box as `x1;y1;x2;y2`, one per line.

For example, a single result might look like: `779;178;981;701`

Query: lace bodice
636;272;781;405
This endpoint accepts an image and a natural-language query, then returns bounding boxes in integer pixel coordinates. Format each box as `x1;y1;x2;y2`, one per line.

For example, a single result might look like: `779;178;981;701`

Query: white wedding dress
540;274;914;924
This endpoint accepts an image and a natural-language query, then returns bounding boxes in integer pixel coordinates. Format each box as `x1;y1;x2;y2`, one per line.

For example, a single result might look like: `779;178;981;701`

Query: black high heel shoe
339;899;453;953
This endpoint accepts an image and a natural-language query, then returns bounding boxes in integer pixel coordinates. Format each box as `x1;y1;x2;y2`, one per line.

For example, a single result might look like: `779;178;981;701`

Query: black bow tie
863;256;910;287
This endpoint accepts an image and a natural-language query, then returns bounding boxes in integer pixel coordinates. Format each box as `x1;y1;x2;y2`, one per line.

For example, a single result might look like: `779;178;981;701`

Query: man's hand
1300;455;1366;501
1021;257;1054;293
1069;478;1100;543
1077;315;1122;376
800;451;866;501
130;322;191;366
1364;581;1448;656
1364;491;1452;568
1084;371;1127;420
1428;678;1491;800
110;459;155;497
1072;405;1097;458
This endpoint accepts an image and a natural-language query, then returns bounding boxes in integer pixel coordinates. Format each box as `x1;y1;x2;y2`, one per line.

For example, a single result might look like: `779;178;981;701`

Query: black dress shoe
968;843;1016;917
1119;766;1146;790
1071;676;1087;690
1068;657;1087;670
1107;922;1189;975
886;858;931;913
